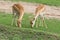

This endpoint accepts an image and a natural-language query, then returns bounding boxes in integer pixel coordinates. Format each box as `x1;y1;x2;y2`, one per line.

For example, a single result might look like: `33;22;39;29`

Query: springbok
30;4;47;28
11;4;24;27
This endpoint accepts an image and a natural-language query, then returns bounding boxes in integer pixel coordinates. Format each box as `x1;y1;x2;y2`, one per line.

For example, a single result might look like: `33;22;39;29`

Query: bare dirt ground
0;1;60;19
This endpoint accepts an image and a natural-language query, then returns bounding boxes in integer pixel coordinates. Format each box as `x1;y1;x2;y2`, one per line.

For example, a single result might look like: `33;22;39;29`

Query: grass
5;0;60;6
0;13;60;40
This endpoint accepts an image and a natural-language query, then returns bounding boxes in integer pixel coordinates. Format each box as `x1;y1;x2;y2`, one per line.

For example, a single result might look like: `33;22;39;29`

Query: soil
0;1;60;19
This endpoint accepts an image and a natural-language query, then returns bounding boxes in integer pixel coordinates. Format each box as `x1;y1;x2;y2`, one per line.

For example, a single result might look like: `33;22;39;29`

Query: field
5;0;60;6
0;12;60;40
0;0;60;40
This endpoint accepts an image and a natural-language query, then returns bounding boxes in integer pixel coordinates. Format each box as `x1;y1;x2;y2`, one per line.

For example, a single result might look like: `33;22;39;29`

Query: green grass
21;0;60;6
5;0;60;6
0;13;60;40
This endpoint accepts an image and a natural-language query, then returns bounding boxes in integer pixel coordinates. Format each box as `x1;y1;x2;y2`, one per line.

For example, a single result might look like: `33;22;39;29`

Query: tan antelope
11;4;24;27
30;4;47;28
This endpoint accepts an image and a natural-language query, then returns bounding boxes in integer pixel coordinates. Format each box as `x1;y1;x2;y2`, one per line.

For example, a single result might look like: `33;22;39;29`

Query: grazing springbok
30;4;47;28
11;4;24;27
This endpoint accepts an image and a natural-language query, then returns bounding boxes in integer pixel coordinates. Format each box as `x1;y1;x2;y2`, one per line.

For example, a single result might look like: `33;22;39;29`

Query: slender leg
36;17;38;27
41;16;47;28
36;15;42;27
11;9;16;26
11;13;16;26
17;12;24;27
15;15;18;26
39;15;43;27
38;16;41;27
17;19;21;27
